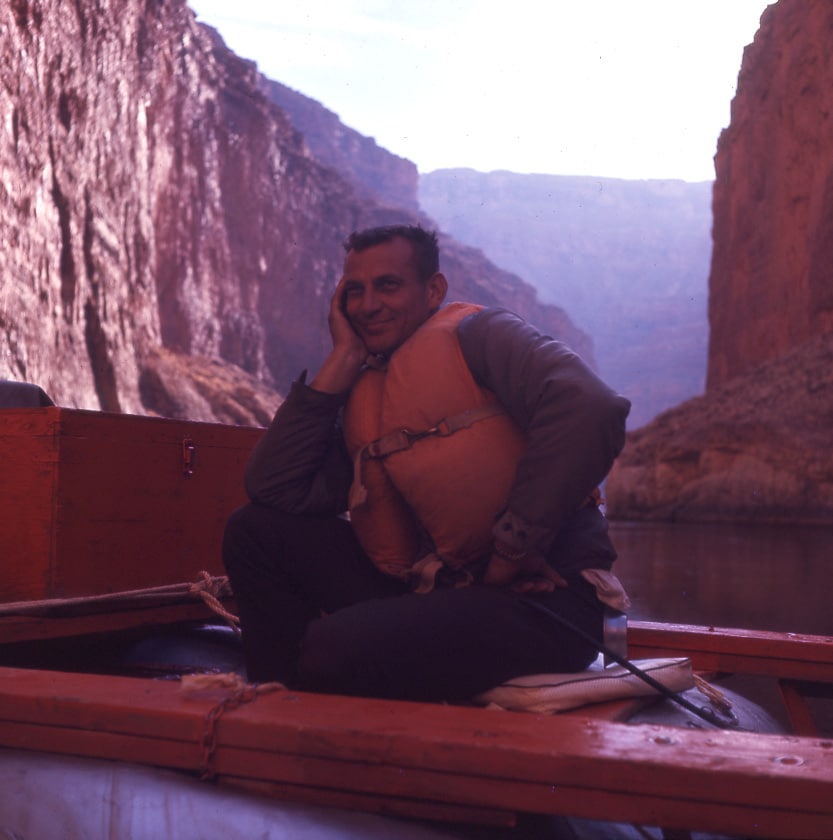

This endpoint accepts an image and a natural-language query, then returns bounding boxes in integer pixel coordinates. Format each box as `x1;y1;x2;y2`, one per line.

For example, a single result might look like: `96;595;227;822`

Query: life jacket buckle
433;418;453;436
403;425;440;443
364;406;502;461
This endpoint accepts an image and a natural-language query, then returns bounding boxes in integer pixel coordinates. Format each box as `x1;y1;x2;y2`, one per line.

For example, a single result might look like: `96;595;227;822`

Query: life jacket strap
349;404;509;512
364;403;508;460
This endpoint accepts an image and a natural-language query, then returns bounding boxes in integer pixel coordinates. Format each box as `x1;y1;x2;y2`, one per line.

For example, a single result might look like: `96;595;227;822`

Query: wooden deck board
0;666;831;837
629;620;833;681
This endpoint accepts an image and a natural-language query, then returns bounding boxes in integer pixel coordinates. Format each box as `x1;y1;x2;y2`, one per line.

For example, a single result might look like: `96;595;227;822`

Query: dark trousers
222;503;606;702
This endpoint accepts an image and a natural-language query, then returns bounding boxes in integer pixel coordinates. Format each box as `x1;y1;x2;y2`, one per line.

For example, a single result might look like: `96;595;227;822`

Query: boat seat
473;655;695;715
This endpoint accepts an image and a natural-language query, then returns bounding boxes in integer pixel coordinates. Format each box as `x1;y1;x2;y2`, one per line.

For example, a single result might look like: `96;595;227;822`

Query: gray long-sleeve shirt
245;307;631;568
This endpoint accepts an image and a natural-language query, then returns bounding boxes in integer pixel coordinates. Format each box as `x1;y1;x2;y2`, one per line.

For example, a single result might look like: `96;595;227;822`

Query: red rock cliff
0;0;587;423
1;0;349;421
708;0;833;389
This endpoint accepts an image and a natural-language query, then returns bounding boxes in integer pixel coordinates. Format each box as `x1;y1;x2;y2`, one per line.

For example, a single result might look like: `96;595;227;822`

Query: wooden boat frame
0;407;830;836
0;598;831;839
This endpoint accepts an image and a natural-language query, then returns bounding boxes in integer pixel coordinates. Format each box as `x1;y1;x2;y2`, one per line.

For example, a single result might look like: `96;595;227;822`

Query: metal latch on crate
182;437;196;477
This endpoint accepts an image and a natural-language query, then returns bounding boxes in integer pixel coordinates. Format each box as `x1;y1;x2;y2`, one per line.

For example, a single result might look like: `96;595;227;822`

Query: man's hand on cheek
329;277;367;357
310;278;368;394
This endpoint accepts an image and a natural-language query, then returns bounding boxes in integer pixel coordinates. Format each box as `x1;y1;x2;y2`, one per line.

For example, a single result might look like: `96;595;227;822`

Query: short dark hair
343;225;440;281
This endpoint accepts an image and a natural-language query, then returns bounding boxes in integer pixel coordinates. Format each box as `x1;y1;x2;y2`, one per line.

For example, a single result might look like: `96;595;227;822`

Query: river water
608;520;833;735
608;520;833;637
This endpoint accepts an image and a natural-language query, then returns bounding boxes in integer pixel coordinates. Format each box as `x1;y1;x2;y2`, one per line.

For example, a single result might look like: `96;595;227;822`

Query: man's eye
380;279;400;290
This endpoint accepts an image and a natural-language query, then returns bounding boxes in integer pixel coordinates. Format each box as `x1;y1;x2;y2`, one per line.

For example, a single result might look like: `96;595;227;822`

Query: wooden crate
0;407;262;602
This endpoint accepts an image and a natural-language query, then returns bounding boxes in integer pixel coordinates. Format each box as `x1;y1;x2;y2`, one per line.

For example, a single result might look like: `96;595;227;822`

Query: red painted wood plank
195;741;833;840
0;408;261;604
629;621;833;681
778;679;821;736
0;713;830;839
0;410;59;600
0;666;831;837
50;410;259;596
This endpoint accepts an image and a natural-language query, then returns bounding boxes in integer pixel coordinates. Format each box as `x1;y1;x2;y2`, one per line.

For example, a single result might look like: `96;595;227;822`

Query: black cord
518;597;740;730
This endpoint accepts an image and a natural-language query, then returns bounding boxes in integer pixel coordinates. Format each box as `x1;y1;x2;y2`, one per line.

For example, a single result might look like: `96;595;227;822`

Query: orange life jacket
343;302;526;583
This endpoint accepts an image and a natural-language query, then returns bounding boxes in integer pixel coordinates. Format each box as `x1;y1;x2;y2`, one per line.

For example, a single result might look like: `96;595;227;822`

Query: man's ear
426;272;448;308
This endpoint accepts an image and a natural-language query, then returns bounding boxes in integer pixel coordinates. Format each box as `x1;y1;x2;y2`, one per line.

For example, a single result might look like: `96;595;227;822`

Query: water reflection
609;521;833;636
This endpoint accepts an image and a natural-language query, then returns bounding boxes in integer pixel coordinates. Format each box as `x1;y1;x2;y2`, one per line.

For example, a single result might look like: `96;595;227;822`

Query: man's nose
359;288;381;314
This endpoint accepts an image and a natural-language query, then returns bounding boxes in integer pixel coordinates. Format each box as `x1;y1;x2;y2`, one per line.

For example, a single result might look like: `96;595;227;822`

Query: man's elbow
584;386;631;458
244;464;279;506
607;395;631;458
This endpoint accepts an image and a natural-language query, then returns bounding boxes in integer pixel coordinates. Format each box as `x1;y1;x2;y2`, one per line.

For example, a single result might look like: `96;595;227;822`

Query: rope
693;672;735;715
0;571;241;631
180;673;284;780
188;571;241;635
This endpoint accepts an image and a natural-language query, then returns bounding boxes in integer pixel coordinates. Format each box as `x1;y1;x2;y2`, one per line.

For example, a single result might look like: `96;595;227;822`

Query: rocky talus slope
607;0;833;523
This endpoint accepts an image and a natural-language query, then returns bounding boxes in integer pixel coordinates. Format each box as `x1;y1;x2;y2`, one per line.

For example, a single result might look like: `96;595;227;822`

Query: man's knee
221;504;254;568
221;503;282;577
296;619;358;693
295;610;398;696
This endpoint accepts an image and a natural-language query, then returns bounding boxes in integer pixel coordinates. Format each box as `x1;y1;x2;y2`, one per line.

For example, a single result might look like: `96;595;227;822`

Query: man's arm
244;378;354;515
458;308;630;575
245;276;369;514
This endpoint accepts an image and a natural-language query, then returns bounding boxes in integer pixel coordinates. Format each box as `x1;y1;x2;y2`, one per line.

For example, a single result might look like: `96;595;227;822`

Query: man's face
341;237;447;356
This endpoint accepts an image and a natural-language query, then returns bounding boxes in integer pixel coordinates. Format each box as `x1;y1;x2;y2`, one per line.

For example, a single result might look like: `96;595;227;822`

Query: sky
188;0;773;183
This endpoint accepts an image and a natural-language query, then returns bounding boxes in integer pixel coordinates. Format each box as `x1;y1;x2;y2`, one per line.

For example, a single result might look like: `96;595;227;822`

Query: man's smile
357;319;394;334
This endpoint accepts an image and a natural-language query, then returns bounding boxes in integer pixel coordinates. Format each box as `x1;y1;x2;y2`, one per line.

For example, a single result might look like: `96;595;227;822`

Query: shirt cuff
288;375;348;410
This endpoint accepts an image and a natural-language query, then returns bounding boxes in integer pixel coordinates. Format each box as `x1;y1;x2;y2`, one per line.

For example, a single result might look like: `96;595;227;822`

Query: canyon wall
419;170;712;429
707;0;833;388
0;0;332;422
606;0;833;524
0;0;586;424
262;79;420;213
259;78;595;364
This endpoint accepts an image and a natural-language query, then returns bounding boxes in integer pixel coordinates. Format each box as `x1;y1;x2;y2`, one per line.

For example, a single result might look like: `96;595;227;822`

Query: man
223;224;631;702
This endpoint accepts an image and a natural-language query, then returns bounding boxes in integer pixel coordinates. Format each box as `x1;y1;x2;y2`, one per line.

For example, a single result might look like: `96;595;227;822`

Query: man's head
340;225;447;356
343;225;440;282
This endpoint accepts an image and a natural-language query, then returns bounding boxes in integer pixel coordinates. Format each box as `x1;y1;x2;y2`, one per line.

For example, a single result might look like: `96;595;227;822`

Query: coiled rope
180;672;285;779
